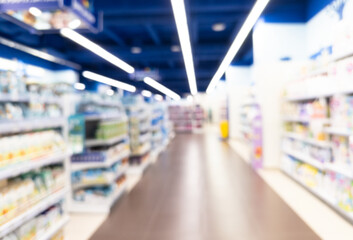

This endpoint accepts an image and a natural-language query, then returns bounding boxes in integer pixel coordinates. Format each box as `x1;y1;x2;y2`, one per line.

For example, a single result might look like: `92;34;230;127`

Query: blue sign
0;0;101;33
0;0;60;11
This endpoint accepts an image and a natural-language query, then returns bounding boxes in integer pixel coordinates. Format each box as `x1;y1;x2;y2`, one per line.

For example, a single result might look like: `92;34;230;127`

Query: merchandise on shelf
73;175;126;204
283;156;353;212
329;95;353;129
71;142;129;164
0;165;65;226
168;104;204;132
1;202;65;240
282;99;328;120
0;130;66;169
282;138;331;163
71;158;128;186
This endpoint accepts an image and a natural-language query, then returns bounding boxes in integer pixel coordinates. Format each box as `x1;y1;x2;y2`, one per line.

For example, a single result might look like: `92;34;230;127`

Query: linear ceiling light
206;0;270;94
0;36;80;69
83;71;136;92
171;0;197;95
61;28;135;74
144;77;180;101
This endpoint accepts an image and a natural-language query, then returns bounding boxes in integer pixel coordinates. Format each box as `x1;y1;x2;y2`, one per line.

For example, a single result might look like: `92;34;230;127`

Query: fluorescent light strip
61;28;135;74
206;0;270;94
74;82;86;91
83;71;136;93
154;94;163;101
144;77;180;101
0;36;80;69
171;0;198;95
141;90;152;97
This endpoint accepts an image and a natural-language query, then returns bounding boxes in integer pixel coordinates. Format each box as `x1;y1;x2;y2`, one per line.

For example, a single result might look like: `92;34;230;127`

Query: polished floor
90;133;319;240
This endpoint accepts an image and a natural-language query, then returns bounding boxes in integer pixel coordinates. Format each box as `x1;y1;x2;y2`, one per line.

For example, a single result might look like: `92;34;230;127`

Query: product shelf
71;150;130;171
70;183;127;213
325;163;353;179
324;127;351;137
72;166;127;190
282;116;311;123
130;143;151;157
0;151;69;181
85;113;126;121
282;132;331;148
0;94;62;105
139;132;151;143
283;170;353;225
0;117;66;134
36;215;70;240
127;157;151;175
0;188;67;238
282;148;325;170
85;134;128;147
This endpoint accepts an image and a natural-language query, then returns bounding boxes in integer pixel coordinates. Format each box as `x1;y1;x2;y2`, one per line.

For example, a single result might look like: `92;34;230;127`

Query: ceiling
0;0;326;95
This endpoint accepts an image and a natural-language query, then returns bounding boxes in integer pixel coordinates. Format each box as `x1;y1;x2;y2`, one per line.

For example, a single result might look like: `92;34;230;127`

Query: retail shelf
36;215;70;240
0;151;69;181
286;94;331;102
86;134;128;147
0;94;62;105
282;116;310;123
325;163;353;179
282;148;324;170
70;184;126;213
71;150;130;171
72;166;127;190
130;143;151;157
139;123;150;132
151;124;161;132
81;100;121;108
283;170;353;225
0;188;67;238
127;158;151;175
139;132;151;143
282;132;331;148
0;117;66;134
85;113;125;121
324;127;351;136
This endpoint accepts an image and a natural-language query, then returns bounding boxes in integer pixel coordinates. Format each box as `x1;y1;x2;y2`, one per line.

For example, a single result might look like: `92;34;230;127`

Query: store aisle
89;133;319;240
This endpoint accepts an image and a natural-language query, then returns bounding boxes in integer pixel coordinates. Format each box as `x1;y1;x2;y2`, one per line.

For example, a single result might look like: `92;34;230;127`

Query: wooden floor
90;133;319;240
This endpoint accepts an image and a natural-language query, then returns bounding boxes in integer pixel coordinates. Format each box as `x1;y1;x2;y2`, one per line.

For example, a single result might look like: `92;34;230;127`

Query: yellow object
220;120;229;139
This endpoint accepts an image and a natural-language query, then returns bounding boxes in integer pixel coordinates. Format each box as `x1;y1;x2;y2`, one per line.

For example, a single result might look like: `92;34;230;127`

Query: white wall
253;21;307;64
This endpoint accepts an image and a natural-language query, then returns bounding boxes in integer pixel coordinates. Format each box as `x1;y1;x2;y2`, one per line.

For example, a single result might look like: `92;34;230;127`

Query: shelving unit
281;50;353;223
69;94;129;214
168;103;205;133
0;60;74;239
0;188;68;238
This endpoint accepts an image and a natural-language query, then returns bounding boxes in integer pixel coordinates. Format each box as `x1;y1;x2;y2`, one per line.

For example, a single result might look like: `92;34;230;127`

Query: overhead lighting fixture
131;47;142;54
74;82;86;91
83;71;136;92
154;94;163;101
29;7;42;17
106;89;115;96
206;0;270;94
68;19;82;29
171;0;198;95
60;28;135;74
212;23;226;32
186;95;193;102
0;36;80;69
144;77;180;101
171;45;181;52
141;90;152;97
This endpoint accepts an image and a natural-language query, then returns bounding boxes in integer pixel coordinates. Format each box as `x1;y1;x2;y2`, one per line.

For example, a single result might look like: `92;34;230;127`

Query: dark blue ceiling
0;0;332;94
